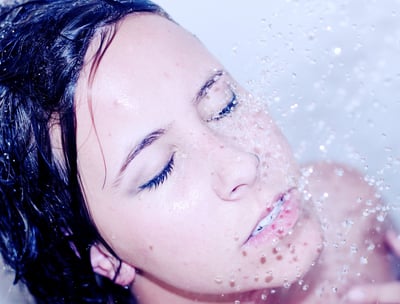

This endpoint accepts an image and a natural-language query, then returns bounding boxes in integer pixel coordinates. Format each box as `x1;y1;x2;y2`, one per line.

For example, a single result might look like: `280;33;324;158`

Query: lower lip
245;190;301;246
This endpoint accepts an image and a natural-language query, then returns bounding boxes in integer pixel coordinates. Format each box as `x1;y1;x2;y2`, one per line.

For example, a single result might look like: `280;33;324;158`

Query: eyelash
207;90;239;122
139;153;175;191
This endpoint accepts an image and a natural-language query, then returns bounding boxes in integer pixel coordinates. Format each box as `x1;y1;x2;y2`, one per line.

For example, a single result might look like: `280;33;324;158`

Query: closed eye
207;89;239;122
138;152;175;191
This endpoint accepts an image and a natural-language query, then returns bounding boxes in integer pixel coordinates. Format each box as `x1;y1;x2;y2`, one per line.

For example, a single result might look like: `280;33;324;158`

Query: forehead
76;14;220;109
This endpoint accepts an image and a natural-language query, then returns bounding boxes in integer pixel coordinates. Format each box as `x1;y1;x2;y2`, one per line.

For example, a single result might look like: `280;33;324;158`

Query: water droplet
214;277;223;284
333;47;342;56
265;274;273;283
362;209;370;217
302;284;309;291
335;168;344;177
367;243;375;251
342;218;354;229
376;213;385;222
261;293;268;301
360;256;368;265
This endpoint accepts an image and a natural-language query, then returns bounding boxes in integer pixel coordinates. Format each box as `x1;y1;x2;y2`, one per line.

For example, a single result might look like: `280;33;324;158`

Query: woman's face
75;14;322;295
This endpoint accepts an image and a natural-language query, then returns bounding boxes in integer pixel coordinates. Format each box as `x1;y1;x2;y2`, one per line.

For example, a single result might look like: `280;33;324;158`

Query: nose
211;144;260;201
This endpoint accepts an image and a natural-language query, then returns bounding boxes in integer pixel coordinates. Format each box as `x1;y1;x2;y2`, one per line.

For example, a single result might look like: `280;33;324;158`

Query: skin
74;13;396;303
345;230;400;304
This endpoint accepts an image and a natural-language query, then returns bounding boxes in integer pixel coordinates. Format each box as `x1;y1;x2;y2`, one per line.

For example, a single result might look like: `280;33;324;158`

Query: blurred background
1;0;399;302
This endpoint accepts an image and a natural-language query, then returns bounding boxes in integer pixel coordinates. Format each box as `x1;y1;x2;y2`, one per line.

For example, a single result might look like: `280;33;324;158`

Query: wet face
75;14;322;295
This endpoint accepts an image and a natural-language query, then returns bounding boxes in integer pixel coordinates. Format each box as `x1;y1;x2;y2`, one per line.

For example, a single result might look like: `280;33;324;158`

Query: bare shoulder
285;161;394;303
302;161;381;219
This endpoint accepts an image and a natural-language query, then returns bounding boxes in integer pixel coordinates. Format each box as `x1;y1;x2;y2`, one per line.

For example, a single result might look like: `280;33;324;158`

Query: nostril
212;150;260;201
229;183;248;200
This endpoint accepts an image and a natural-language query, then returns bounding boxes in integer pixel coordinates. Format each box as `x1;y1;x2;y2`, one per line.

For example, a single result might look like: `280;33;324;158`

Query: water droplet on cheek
272;247;281;254
260;256;267;264
214;277;223;285
229;280;236;288
265;275;273;283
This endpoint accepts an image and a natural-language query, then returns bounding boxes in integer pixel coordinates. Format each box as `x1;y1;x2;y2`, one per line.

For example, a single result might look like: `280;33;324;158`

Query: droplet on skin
276;255;283;261
260;256;267;264
230;280;236;288
360;256;368;265
350;244;358;254
376;213;385;222
335;168;344;177
214;277;223;284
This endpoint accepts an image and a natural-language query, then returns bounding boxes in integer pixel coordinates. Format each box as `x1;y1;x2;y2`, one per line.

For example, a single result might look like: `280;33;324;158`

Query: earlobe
90;244;136;286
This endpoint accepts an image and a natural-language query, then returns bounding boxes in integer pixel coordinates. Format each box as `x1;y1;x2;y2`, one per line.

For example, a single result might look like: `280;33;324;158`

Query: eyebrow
194;69;224;104
113;128;166;187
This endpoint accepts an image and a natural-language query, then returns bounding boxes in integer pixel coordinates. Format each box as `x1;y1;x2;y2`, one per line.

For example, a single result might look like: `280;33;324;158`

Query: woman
0;0;398;303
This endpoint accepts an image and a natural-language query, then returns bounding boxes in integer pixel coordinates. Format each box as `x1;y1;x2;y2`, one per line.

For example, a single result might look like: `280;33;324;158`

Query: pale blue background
1;0;400;302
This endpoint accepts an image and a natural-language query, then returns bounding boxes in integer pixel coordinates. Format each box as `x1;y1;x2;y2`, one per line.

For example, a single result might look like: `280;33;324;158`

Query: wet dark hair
0;0;166;303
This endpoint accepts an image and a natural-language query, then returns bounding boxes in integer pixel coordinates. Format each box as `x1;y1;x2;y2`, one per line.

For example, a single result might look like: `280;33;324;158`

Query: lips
245;188;301;244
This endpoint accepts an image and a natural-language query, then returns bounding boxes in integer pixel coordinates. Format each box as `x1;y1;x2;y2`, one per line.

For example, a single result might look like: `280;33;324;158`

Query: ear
90;243;136;286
